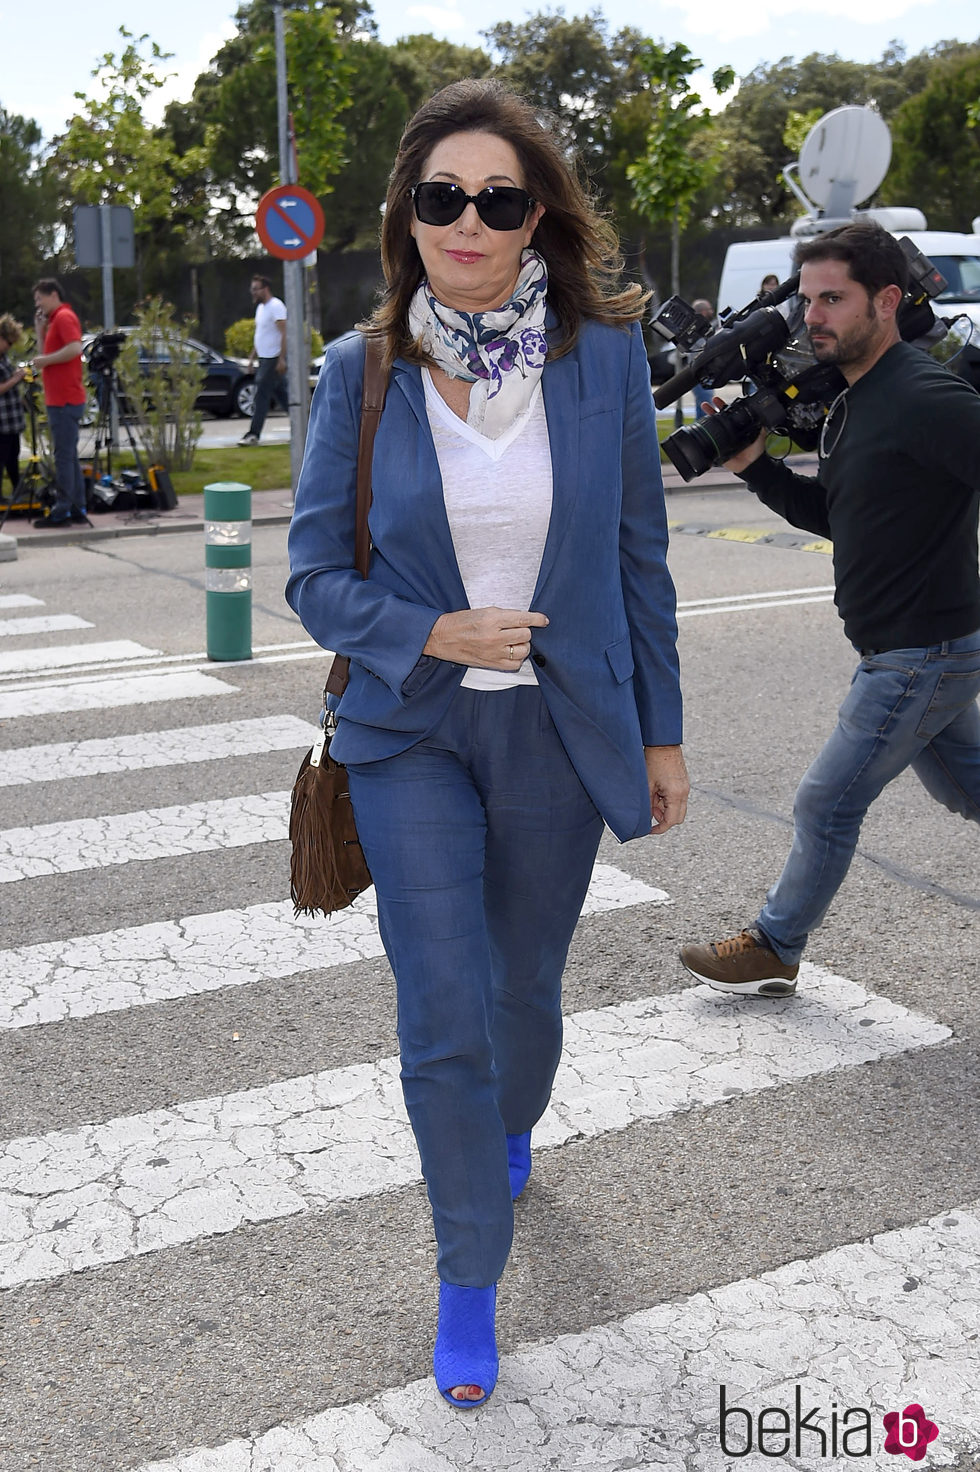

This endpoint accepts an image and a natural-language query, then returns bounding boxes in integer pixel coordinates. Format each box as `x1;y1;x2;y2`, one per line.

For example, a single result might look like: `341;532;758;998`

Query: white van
717;230;980;389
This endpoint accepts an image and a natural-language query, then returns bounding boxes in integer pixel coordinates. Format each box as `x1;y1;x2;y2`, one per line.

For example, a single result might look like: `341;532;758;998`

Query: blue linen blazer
286;317;682;843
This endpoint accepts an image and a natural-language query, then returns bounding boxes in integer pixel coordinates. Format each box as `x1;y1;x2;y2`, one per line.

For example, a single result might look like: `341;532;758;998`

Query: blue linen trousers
347;684;605;1287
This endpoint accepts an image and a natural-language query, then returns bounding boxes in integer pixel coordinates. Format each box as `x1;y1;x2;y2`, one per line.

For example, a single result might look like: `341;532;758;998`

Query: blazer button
532;651;547;667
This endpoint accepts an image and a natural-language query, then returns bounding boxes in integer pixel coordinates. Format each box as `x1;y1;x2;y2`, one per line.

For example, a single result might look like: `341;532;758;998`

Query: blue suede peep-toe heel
433;1281;499;1408
507;1130;532;1199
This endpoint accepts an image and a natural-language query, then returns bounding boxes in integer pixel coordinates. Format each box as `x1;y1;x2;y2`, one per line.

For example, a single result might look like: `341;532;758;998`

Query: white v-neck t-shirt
423;368;554;690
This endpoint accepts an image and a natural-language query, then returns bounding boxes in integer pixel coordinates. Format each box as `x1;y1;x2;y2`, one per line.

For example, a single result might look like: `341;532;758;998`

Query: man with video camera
31;278;89;527
681;221;980;996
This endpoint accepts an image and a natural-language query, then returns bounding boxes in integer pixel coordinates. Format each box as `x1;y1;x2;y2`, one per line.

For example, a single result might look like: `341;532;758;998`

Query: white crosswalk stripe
0;789;291;881
0;968;950;1290
0;714;318;787
0;669;238;719
0;638;161;675
0;865;669;1028
0;594;44;609
134;1203;980;1472
0;614;93;636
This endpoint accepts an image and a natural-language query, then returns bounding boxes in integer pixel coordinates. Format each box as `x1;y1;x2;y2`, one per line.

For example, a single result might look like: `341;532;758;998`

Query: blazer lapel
385;360;468;608
535;346;581;599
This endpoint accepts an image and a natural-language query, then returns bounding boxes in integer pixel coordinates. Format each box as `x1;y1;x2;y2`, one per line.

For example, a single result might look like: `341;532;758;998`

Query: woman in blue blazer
286;78;688;1408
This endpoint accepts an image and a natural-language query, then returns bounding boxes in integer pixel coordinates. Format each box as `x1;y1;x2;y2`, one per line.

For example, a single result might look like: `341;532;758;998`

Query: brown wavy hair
365;78;647;368
0;314;23;348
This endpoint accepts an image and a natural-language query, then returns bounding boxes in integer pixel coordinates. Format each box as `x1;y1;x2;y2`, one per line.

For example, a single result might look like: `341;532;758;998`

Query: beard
808;308;878;367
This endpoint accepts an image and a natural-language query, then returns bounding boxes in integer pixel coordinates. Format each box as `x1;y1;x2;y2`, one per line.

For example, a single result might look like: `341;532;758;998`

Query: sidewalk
2;456;820;552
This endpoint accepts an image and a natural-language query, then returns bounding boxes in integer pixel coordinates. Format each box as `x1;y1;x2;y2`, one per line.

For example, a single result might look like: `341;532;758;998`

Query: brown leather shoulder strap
323;334;389;700
354;335;387;579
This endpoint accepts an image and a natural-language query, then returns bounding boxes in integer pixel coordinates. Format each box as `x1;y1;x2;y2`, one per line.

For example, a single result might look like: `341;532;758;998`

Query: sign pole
98;205;116;330
98;205;120;451
273;3;309;496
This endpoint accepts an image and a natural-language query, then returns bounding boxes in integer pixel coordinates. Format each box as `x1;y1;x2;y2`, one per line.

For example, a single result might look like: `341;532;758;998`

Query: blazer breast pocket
579;396;619;421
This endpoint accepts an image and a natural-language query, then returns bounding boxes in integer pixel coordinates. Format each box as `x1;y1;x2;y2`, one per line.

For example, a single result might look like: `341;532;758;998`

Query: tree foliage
708;42;977;226
886;48;980;229
48;32;207;238
116;297;205;471
628;43;734;233
485;11;647;187
627;42;733;297
0;109;59;301
44;29;210;294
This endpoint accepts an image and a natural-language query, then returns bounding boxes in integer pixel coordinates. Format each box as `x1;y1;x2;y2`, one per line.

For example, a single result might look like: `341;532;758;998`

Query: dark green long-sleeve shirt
739;341;980;650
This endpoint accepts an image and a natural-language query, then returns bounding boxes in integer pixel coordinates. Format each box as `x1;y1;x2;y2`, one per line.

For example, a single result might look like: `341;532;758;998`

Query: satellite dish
798;107;891;218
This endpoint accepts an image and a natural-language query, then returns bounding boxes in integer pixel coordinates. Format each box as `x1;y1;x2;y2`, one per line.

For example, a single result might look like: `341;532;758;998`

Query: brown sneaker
679;927;799;996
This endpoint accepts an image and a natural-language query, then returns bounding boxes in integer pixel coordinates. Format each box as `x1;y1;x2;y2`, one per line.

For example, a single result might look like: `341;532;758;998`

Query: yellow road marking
705;527;770;543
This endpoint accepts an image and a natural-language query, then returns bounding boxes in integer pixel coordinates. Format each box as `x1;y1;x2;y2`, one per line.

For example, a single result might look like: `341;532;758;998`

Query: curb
8;493;296;549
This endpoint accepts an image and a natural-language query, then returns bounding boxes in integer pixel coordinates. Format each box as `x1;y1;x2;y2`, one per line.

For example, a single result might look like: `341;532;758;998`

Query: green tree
710;53;877;225
171;0;365;251
117;298;205;471
708;42;976;226
485;11;648;187
46;29;209;292
628;42;734;296
0;108;60;311
886;48;980;229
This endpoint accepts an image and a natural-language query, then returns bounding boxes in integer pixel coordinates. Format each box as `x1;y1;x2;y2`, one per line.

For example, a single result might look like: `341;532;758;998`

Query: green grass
94;445;292;496
95;416;789;492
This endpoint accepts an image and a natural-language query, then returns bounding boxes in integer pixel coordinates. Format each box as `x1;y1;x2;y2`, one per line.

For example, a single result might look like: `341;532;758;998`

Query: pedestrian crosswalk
133;1202;980;1472
1;584;976;1472
0;968;950;1292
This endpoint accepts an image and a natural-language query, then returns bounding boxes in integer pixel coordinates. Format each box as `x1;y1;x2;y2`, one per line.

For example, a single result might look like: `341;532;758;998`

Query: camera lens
663;398;763;482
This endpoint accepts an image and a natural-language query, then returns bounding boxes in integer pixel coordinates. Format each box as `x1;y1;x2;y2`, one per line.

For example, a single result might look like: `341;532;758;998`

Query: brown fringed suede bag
289;336;388;916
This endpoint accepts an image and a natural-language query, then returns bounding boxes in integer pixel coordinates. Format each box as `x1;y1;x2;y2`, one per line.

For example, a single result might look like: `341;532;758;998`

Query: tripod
88;355;152;513
0;374;57;533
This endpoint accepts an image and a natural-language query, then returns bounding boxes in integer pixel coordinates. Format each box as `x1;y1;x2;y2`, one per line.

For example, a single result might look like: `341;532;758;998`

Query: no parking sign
255;184;325;261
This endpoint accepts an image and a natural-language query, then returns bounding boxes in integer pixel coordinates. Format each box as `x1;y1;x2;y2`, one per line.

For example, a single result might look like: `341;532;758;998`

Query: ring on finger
508;644;515;659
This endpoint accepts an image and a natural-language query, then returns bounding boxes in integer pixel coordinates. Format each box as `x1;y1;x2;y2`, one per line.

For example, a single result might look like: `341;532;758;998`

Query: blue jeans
346;686;605;1287
249;356;288;438
758;632;980;963
46;402;86;517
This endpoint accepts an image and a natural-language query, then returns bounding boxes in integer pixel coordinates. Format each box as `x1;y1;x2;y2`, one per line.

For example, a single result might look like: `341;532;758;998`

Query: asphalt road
0;495;977;1471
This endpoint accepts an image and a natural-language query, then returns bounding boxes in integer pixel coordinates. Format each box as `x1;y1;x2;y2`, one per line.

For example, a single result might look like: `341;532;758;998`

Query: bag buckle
309;726;329;768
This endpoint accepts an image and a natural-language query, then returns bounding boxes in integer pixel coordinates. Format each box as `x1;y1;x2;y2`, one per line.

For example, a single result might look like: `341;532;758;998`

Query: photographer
31;278;89;527
0;314;26;498
681;221;980;996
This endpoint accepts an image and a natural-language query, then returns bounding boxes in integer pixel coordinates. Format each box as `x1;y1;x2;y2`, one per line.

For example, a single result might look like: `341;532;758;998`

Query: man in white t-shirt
239;275;287;445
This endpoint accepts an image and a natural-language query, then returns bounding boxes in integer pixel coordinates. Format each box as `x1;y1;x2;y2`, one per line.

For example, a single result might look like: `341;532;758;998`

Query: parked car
309;332;355;391
83;329;256;419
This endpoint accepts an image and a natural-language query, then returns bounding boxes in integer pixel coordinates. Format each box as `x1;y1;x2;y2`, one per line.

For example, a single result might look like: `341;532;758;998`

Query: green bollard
204;481;252;661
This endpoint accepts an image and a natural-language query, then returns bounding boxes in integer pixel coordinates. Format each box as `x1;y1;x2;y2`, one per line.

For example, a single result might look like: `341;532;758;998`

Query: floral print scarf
408;249;548;440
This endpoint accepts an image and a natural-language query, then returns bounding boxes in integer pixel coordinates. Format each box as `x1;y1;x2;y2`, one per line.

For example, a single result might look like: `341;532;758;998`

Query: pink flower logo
883;1404;939;1460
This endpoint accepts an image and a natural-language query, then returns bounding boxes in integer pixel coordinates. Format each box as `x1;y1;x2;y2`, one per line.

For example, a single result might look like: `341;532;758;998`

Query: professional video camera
87;329;127;376
653;237;949;482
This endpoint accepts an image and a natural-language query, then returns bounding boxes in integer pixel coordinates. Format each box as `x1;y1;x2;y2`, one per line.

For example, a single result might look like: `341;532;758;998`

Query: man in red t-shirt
31;278;90;527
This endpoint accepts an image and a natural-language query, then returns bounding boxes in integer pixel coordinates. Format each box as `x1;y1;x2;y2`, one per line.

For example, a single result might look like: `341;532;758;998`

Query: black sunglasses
411;181;535;232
